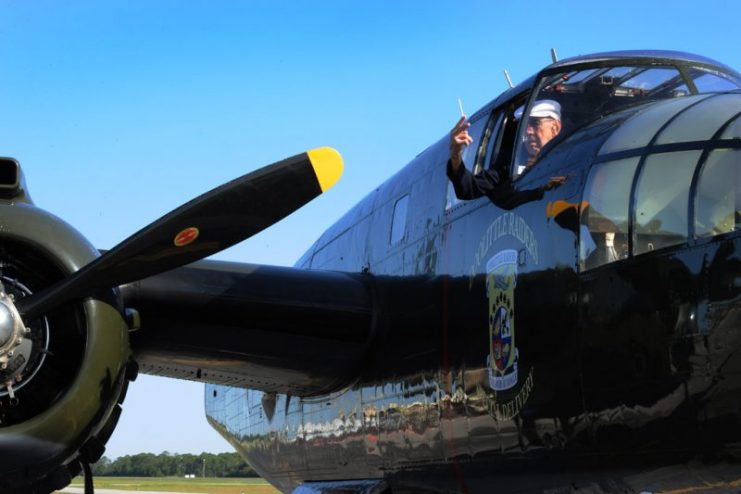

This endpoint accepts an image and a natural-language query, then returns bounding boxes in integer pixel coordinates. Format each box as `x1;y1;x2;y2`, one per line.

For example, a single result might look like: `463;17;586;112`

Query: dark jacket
446;160;546;210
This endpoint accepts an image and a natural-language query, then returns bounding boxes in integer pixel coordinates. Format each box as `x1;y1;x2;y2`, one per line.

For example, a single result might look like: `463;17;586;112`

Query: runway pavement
59;488;206;494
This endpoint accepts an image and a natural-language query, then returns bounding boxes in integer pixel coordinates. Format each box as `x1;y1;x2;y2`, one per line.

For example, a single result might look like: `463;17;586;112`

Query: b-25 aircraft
1;50;741;494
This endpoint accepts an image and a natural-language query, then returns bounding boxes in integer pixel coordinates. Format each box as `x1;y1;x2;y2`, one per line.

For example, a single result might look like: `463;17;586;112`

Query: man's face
525;117;561;157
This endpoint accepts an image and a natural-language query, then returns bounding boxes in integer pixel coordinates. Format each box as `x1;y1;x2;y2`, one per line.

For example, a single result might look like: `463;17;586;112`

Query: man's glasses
527;117;554;129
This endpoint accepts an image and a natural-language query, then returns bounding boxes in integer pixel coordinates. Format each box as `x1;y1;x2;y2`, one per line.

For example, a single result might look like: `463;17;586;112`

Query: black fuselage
193;52;741;493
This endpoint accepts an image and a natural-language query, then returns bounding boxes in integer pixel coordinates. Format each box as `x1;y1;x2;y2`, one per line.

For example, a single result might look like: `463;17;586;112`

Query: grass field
62;476;280;493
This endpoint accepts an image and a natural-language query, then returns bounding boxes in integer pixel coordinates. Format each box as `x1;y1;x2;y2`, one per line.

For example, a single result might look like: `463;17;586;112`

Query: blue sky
0;1;739;458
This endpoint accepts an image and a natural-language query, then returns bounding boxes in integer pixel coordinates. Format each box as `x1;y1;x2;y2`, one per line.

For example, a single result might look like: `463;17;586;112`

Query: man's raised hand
449;116;472;172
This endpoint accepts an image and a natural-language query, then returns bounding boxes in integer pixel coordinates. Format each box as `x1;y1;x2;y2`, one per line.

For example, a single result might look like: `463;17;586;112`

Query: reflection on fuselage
206;367;544;492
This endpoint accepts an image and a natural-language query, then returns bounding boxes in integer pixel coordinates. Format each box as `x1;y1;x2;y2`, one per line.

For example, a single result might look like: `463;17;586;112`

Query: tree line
92;452;259;477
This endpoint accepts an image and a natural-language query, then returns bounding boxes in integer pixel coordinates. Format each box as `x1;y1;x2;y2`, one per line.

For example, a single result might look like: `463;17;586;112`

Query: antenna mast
503;70;514;89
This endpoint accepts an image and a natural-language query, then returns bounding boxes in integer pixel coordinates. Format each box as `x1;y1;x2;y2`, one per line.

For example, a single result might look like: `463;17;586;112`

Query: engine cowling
0;201;132;493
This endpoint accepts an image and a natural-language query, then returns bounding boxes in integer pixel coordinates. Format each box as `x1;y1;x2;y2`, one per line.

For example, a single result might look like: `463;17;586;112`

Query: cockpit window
695;149;741;237
602;66;633;79
581;149;710;271
513;64;690;177
618;68;680;92
690;68;741;93
580;157;638;270
564;68;599;84
633;151;698;254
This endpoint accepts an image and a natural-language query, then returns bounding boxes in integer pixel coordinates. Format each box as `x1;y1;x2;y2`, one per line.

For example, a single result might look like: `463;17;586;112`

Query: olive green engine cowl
0;201;130;489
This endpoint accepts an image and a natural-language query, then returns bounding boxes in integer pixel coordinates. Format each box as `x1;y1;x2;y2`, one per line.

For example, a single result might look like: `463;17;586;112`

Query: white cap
515;99;561;120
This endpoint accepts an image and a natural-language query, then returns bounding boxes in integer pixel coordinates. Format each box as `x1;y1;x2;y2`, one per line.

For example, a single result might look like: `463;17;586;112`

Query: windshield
512;64;741;176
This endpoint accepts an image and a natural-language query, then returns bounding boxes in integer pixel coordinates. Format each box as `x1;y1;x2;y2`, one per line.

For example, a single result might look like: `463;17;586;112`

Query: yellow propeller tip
308;147;344;192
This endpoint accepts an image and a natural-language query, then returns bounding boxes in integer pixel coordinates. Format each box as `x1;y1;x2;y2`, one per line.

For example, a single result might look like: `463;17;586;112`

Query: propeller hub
0;302;14;347
0;277;50;401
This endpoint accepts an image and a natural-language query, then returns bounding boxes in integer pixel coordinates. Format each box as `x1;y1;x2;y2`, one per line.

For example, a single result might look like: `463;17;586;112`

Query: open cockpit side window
446;110;490;210
485;98;527;175
445;96;528;210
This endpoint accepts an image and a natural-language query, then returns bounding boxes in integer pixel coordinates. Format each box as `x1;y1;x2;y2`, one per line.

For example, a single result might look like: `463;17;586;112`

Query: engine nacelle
0;199;131;493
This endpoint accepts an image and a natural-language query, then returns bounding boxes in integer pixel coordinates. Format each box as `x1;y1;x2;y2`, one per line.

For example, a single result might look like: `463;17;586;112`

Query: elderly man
447;99;565;208
519;99;562;173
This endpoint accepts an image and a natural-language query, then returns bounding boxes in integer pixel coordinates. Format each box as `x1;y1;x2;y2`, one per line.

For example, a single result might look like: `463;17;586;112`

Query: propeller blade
17;147;343;321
